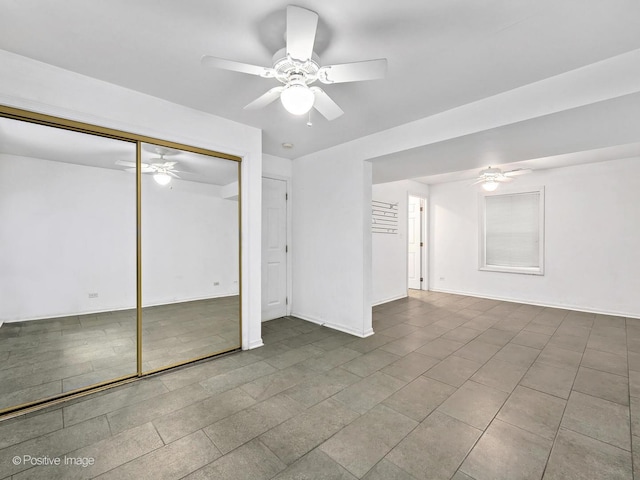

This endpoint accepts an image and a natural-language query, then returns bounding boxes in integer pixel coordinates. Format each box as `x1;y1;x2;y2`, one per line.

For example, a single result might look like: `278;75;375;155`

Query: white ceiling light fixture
153;171;172;185
201;5;387;121
280;81;315;115
473;166;533;191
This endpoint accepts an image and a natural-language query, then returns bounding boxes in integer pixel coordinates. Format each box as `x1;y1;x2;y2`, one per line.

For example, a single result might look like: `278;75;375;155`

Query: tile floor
0;290;638;479
0;297;240;411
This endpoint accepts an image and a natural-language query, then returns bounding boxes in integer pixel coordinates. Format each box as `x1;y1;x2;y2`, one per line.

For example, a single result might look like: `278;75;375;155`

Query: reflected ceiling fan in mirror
201;5;387;120
472;166;533;191
115;153;182;186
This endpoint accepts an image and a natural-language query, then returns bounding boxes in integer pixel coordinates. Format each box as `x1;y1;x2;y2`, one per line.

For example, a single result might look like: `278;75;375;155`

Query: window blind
485;192;540;268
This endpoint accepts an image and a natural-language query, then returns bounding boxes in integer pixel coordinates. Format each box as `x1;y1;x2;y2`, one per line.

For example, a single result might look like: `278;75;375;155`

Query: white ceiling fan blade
115;160;137;168
504;168;533;177
244;87;284;110
311;87;344;121
496;176;514;182
318;59;388;84
201;55;275;78
471;178;485;185
286;5;318;62
167;171;181;179
125;167;155;174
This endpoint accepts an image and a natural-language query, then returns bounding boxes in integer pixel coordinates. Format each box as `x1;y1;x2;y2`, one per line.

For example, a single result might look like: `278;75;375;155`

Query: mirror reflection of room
140;143;240;372
0;117;137;411
0;118;241;414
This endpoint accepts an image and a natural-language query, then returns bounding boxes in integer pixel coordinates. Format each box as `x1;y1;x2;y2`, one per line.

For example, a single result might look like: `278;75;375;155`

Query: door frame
408;193;429;291
262;174;292;319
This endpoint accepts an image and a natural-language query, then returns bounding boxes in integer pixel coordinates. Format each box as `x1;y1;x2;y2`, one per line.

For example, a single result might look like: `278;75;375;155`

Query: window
479;187;544;275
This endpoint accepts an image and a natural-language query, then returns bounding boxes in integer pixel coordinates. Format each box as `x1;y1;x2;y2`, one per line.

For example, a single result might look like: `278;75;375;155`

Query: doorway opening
408;195;427;291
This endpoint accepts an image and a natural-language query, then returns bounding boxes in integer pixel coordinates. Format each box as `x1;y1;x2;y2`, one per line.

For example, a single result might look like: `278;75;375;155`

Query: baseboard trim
3;293;239;324
429;287;640;319
291;312;374;338
246;339;264;350
372;293;408;307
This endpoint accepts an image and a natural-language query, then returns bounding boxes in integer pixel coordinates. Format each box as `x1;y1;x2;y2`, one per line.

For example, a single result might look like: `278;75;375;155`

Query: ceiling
0;117;239;186
1;0;640;184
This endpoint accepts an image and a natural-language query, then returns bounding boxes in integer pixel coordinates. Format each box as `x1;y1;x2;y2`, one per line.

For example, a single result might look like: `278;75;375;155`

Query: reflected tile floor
0;297;240;411
0;291;638;479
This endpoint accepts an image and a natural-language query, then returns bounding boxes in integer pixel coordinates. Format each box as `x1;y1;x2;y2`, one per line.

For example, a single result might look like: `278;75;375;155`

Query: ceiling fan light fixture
280;83;315;115
153;172;172;186
482;180;499;192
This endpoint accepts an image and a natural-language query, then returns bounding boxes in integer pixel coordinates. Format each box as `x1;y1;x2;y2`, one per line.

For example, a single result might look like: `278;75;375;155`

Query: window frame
478;186;545;275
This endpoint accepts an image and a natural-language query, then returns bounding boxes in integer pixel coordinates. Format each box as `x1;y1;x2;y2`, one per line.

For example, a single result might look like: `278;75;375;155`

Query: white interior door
408;195;422;290
262;177;288;321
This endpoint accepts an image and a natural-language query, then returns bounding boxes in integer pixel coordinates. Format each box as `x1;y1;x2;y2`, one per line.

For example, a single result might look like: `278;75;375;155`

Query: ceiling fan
115;154;181;186
200;5;387;120
472;166;532;191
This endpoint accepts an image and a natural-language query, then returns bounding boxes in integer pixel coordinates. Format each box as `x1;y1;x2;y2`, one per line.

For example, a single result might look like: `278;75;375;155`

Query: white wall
429;158;640;318
0;49;263;349
263;154;292;178
371;180;429;305
292;153;373;337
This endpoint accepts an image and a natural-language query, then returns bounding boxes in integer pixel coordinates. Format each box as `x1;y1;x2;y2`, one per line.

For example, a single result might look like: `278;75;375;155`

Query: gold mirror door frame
0;106;242;418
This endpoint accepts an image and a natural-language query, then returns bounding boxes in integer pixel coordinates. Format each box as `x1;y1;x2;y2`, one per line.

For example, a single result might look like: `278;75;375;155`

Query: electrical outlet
88;292;98;298
213;282;220;286
439;277;445;281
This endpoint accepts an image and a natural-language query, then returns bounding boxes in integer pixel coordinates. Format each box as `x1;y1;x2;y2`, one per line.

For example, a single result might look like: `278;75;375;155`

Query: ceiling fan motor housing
272;48;320;85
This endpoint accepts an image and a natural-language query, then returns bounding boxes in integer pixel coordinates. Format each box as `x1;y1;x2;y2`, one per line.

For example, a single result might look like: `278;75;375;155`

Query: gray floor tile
379;335;433;356
320;404;417;477
153;387;256;443
438;380;509;430
520;362;577;399
572;367;629;406
299;347;362;373
0;416;111;478
536;345;582;371
383;376;456;421
0;410;62;450
342;349;401;377
547;333;588;353
182;439;286;480
347;334;395;354
264;344;325;370
333;371;406;414
381;352;439;382
475;328;517;347
543;428;632;480
260;398;359;465
587;334;627;356
13;422;163;480
629;370;640;397
241;363;315;402
106;382;211;435
492;343;540;368
94;430;220;480
496;386;565;441
452;339;502;364
415;338;465;360
204;393;304;454
387;411;482;480
442;326;482;343
510;331;551;350
198;361;278;395
424;355;483;388
363;459;418;479
461;419;552;480
284;367;360;408
580;348;628;377
272;449;358;480
631;396;639;436
633;435;640;479
561;391;631;451
471;358;529;393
